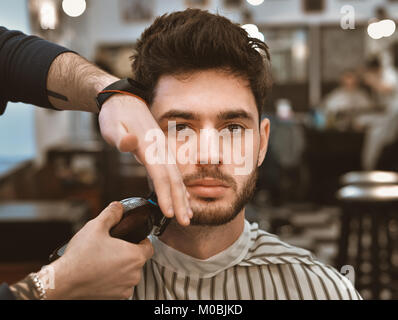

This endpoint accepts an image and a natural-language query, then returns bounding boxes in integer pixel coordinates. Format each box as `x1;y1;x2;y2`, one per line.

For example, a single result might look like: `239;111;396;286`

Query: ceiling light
367;19;396;39
62;0;86;17
246;0;264;6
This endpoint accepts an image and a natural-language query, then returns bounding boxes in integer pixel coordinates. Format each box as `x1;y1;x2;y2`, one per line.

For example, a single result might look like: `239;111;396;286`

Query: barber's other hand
47;202;153;299
98;94;193;226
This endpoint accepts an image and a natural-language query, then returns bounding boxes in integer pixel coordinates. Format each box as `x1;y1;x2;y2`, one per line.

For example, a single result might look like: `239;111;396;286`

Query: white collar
149;220;252;278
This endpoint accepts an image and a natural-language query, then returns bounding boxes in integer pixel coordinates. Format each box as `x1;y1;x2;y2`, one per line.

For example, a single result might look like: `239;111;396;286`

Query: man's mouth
185;178;229;198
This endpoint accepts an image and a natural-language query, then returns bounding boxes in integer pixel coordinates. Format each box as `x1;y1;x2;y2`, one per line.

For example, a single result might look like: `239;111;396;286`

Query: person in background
0;26;191;299
322;69;372;129
362;56;398;111
361;55;398;169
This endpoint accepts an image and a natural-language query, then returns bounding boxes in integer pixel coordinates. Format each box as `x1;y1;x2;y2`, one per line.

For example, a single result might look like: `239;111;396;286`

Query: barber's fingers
103;123;143;166
96;202;124;230
145;163;190;226
135;138;191;225
100;108;191;226
168;164;193;223
137;238;154;261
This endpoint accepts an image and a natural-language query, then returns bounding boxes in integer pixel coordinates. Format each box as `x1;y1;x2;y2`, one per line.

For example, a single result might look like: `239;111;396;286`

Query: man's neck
158;210;245;260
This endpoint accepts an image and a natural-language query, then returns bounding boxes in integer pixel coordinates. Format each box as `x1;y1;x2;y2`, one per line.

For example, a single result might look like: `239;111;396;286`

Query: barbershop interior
1;0;398;300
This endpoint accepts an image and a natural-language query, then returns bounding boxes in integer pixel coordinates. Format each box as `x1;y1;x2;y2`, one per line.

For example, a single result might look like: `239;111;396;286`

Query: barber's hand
98;95;193;226
46;202;153;300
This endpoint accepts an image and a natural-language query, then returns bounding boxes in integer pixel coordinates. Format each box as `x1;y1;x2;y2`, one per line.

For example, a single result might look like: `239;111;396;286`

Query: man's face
150;69;270;226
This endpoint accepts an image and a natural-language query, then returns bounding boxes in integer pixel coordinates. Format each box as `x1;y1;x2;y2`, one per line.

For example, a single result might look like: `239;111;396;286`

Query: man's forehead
151;70;258;121
154;70;251;95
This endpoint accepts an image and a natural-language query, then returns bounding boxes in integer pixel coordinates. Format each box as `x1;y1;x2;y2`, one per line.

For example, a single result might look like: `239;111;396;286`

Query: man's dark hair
132;9;272;115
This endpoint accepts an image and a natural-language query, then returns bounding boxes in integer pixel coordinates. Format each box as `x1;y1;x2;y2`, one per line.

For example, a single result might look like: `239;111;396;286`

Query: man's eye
176;124;189;131
226;124;245;132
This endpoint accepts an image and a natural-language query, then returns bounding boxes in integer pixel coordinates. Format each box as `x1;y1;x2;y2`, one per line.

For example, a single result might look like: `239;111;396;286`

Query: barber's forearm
47;52;119;113
8;262;73;300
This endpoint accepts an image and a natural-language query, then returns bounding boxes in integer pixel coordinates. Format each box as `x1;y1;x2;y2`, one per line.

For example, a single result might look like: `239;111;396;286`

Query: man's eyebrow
218;110;254;122
158;110;199;122
158;109;255;122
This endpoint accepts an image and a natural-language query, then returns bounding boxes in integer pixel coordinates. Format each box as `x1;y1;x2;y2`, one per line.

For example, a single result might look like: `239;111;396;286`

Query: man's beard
183;167;258;226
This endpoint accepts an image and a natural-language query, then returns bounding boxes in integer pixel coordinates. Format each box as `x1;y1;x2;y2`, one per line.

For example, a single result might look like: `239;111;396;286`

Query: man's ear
257;117;270;167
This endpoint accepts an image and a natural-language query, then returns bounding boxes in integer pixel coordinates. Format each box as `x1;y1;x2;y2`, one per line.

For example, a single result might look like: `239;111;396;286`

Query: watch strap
96;78;148;110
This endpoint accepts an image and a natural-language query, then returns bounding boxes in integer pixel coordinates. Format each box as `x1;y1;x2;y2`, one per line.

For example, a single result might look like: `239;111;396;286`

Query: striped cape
131;220;362;300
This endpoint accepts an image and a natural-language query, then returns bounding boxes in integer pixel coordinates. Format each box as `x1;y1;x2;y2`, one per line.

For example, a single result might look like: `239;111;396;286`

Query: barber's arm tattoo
9;275;41;300
46;90;68;102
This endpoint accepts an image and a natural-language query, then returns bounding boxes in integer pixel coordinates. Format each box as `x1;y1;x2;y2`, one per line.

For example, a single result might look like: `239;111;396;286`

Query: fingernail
109;201;119;208
184;216;190;225
188;208;193;218
167;207;174;216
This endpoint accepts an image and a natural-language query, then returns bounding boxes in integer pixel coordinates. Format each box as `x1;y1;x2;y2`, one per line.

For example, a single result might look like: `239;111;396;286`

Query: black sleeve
0;26;73;115
0;283;16;300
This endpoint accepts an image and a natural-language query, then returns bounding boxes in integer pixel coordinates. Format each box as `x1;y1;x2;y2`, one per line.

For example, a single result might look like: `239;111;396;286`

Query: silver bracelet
30;273;48;300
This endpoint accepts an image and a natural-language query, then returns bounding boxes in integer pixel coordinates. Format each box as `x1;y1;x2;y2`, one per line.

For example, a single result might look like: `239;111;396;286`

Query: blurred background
1;0;398;300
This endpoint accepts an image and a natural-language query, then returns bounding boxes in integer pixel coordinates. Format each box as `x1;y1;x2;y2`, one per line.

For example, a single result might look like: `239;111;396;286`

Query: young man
130;9;361;300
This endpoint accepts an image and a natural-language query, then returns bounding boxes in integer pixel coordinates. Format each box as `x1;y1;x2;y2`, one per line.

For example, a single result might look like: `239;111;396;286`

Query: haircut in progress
126;9;361;300
131;8;272;116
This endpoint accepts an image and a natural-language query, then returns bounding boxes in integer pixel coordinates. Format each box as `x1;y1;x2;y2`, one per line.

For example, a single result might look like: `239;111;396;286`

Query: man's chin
189;212;239;226
184;167;258;226
188;200;241;226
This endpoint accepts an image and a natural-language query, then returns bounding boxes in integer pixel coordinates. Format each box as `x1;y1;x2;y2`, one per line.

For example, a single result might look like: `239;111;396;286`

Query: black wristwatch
95;78;148;111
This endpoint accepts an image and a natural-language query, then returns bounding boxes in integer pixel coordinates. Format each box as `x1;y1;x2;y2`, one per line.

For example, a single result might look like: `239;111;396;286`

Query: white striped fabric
131;220;362;300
